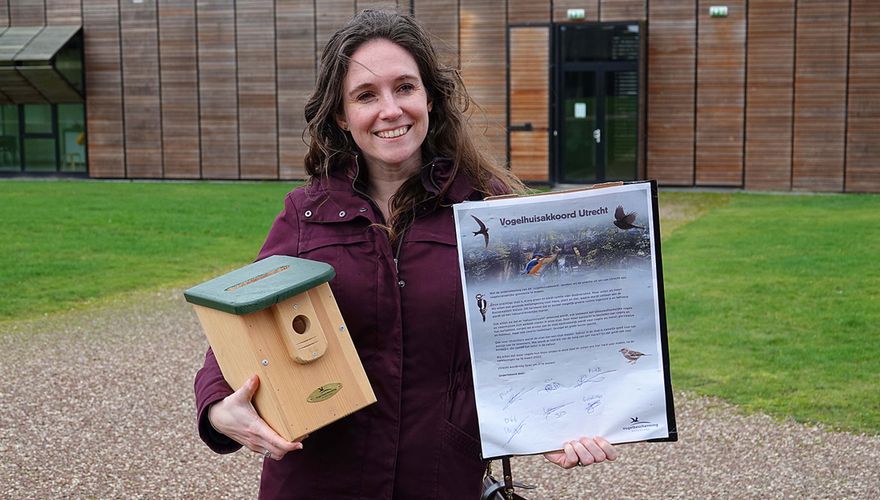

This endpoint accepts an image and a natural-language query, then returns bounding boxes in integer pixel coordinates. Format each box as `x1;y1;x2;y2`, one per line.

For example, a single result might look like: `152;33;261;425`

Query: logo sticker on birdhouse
307;382;343;403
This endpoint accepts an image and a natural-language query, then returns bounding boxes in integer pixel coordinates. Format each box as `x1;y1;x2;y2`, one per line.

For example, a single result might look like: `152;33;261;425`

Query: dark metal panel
0;67;46;102
14;26;81;62
17;66;83;102
0;27;41;62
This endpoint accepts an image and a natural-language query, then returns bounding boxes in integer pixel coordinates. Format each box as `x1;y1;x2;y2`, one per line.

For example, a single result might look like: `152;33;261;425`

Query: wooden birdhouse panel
186;256;376;442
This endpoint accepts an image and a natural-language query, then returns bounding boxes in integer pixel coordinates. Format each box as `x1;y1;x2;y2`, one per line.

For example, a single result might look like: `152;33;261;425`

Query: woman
194;10;618;498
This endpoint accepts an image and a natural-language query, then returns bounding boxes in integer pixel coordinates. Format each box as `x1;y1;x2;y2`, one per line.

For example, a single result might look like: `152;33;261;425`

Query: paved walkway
1;290;877;498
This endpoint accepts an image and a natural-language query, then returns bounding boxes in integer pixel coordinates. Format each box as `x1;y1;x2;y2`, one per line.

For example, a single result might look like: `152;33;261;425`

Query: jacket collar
301;154;479;224
306;153;478;209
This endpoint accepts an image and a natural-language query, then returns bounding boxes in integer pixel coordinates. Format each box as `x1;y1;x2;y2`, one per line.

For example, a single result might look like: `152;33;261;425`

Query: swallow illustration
475;294;488;322
523;253;546;275
613;205;645;230
471;215;489;247
619;348;649;364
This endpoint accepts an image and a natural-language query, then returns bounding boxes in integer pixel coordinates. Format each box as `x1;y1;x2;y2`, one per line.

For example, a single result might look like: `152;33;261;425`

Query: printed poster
453;181;676;458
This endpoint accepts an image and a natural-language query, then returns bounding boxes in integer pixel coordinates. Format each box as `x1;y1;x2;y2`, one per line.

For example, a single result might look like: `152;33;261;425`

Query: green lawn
661;192;880;434
2;181;878;434
0;180;296;320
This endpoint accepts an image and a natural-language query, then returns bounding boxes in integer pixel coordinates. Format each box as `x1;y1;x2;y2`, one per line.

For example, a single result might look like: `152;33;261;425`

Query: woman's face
337;38;432;175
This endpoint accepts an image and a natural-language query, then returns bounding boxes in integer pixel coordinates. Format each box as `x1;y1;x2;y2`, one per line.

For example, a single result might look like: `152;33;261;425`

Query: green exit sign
709;6;728;17
567;9;585;20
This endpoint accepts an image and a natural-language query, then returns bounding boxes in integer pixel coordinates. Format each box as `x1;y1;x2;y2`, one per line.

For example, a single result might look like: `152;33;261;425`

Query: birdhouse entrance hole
292;315;310;335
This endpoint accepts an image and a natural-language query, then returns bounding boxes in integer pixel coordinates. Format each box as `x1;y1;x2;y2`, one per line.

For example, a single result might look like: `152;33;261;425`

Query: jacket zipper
349;153;409;286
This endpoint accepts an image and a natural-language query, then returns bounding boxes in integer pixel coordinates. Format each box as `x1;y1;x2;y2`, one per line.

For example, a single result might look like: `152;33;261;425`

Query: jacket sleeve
193;190;302;452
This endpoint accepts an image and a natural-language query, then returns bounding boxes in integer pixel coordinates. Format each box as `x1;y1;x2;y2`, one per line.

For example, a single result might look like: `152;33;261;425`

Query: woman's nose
378;95;403;120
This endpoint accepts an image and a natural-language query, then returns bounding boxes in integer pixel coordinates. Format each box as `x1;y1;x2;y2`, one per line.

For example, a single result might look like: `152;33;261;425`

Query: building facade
0;0;877;192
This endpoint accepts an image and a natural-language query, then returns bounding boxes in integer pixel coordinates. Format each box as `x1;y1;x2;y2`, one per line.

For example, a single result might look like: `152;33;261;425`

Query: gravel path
1;290;877;499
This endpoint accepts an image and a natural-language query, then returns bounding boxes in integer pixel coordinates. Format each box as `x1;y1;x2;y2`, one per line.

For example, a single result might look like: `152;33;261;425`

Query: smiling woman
193;10;617;500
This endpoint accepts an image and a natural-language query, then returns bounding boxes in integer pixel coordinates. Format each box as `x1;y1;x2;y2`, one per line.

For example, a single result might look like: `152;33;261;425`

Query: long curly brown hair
303;10;524;241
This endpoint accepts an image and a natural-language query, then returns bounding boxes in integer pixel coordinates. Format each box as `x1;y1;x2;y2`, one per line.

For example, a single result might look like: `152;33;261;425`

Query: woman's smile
375;125;411;139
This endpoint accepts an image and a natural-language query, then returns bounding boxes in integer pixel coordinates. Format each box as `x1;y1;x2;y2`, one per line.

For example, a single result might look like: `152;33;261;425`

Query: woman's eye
398;83;415;93
356;92;375;102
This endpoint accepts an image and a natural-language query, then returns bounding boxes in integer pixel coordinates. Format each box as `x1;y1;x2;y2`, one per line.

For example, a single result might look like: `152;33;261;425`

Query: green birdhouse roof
183;255;335;315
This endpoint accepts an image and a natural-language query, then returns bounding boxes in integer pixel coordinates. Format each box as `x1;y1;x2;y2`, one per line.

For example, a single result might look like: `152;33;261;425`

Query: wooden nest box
184;255;376;442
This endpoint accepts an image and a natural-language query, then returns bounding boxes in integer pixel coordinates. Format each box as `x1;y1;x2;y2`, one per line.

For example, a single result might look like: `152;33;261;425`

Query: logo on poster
623;416;659;431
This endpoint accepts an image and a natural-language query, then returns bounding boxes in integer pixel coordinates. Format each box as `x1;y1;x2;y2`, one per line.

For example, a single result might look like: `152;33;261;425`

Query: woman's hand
207;374;305;460
543;436;618;469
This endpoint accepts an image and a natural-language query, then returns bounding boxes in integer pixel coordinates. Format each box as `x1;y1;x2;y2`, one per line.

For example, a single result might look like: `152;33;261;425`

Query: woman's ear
427;98;433;113
336;115;348;131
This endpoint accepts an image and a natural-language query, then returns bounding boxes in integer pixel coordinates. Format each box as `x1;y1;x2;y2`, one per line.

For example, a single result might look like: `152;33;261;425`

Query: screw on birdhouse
312;351;318;359
293;303;299;310
339;325;346;332
261;359;269;366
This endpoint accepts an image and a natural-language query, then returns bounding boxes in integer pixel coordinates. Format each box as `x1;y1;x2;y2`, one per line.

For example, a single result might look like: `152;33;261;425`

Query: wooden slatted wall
22;0;877;192
460;0;507;166
357;1;399;11
158;0;199;178
83;0;125;177
121;0;162;178
846;0;880;192
9;0;43;25
197;0;238;179
316;0;356;65
508;0;550;23
745;0;794;190
414;0;459;68
695;0;745;186
646;0;695;185
276;1;314;180
792;0;848;192
47;0;81;24
601;0;645;21
237;0;277;179
509;27;550;181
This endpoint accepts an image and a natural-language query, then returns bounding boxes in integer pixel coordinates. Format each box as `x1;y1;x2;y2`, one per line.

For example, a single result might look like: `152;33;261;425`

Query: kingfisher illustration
471;215;489;247
523;253;546;276
475;294;488;322
613;205;645;230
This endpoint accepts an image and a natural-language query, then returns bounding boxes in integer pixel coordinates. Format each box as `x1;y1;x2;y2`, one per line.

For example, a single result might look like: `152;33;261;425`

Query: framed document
453;181;676;458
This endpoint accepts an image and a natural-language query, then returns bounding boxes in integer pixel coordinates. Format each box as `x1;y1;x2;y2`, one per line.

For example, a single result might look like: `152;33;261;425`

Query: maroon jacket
194;157;499;499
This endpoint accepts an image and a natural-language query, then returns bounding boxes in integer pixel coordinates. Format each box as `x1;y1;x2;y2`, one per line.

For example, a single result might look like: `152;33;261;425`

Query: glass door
560;70;598;182
21;104;59;172
604;70;638;181
555;23;640;184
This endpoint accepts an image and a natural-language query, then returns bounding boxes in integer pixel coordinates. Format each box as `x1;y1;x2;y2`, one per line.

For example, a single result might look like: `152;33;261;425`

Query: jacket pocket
437;418;486;498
